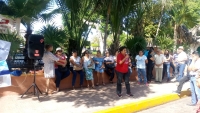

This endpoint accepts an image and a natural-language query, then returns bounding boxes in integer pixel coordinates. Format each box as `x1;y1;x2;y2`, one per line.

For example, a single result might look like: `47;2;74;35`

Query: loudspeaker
28;35;44;59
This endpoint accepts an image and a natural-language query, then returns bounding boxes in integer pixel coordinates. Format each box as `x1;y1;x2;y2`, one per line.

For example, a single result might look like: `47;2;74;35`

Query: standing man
176;46;187;82
187;51;200;106
154;49;165;83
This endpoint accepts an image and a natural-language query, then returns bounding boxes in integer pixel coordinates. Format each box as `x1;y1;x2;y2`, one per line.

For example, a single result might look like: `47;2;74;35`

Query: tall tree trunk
173;24;178;52
155;5;165;37
103;0;112;55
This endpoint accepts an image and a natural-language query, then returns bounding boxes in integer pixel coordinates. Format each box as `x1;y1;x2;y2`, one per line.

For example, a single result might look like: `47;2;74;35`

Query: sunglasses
57;50;62;52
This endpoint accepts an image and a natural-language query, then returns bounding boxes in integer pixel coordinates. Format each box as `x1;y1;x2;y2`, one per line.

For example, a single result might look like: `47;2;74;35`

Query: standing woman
82;50;95;88
69;50;84;90
93;50;105;86
163;50;171;82
42;45;65;95
115;46;133;97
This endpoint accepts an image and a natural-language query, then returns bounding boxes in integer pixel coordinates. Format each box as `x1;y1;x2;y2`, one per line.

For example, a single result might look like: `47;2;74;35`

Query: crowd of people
42;44;200;112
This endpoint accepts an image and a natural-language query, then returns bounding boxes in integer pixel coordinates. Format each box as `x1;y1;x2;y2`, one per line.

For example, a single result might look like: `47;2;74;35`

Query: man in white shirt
154;49;165;83
176;46;187;82
187;51;200;106
135;50;148;86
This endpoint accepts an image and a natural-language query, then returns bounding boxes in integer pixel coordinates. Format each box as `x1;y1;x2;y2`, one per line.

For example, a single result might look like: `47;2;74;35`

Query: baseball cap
56;47;62;51
178;46;184;50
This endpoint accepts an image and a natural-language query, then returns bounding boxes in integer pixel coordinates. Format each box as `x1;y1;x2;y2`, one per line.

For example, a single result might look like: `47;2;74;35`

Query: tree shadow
30;82;155;108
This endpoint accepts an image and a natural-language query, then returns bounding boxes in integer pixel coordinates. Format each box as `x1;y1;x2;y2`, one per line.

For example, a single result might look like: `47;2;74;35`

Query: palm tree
57;0;99;55
168;0;198;50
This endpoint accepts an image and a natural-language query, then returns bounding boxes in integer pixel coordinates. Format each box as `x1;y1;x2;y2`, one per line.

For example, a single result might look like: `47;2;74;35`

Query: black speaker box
28;35;44;59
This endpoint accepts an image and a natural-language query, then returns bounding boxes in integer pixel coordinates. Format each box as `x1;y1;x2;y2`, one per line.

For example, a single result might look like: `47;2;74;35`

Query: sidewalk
0;80;190;113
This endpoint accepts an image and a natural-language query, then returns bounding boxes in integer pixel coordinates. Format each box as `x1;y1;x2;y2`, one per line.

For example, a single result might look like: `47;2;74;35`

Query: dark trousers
170;62;175;74
176;76;190;93
115;70;131;94
147;64;153;81
55;69;70;88
70;67;84;86
105;68;115;81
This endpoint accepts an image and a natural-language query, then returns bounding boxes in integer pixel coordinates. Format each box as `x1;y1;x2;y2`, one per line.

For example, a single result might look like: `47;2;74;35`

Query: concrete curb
94;90;191;113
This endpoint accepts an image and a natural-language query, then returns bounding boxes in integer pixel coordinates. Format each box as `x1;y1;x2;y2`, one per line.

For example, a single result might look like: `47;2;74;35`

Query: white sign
0;60;11;88
0;40;11;61
0;14;21;34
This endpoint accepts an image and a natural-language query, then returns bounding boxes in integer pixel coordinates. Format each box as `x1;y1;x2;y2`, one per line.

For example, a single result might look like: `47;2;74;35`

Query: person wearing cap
176;46;187;81
69;50;84;90
54;47;70;92
104;51;115;83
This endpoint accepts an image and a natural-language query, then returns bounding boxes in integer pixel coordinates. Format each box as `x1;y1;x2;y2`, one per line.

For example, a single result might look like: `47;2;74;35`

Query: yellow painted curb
94;90;191;113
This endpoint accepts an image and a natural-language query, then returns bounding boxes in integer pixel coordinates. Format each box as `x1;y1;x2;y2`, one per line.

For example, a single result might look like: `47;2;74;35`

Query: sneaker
126;93;134;97
117;94;122;98
172;91;180;95
146;83;149;86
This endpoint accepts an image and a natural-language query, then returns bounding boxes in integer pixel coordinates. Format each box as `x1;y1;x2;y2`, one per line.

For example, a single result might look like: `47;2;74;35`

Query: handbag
73;65;83;71
105;63;115;69
58;65;68;72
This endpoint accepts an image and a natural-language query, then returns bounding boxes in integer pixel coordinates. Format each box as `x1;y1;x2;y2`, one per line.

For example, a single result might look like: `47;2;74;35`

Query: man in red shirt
115;46;133;97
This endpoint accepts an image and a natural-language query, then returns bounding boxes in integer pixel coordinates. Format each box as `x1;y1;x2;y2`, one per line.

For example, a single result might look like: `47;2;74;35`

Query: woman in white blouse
69;50;84;90
42;45;66;95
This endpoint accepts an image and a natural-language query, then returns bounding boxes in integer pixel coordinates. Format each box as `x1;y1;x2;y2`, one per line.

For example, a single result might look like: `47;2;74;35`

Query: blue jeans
190;76;200;104
70;67;84;86
176;63;186;82
163;63;170;79
55;69;70;88
137;68;147;84
115;70;131;94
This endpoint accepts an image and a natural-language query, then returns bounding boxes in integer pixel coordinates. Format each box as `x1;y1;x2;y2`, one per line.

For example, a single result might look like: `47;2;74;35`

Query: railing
7;53;44;72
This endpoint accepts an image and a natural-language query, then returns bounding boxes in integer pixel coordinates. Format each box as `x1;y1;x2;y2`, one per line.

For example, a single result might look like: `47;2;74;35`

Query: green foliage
0;32;24;56
40;24;68;52
58;0;98;55
0;0;54;28
155;34;174;51
125;36;147;57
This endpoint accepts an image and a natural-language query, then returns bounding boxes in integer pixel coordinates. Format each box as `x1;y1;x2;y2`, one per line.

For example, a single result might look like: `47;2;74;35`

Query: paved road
0;81;191;113
137;97;198;113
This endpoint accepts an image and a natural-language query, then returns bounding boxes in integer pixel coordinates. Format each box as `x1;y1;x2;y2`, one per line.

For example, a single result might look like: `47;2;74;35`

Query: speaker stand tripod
21;60;42;101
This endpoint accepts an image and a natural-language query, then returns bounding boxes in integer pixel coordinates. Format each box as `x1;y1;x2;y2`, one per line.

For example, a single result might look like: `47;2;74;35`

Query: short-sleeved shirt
154;54;165;68
70;56;81;67
104;56;114;62
177;51;187;64
42;51;59;78
189;59;200;75
135;55;147;69
55;54;66;69
115;53;129;73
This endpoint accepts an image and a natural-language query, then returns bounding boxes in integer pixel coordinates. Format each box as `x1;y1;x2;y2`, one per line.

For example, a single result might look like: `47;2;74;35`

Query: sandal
87;85;90;88
96;83;99;86
102;82;105;86
92;85;95;89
